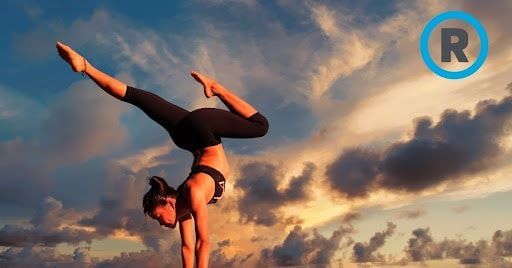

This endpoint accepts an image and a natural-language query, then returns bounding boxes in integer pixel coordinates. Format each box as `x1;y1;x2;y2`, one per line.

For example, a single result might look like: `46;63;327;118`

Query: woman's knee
251;112;269;136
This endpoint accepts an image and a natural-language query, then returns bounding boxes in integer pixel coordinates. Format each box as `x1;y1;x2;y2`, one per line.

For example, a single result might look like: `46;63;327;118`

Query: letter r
441;28;469;62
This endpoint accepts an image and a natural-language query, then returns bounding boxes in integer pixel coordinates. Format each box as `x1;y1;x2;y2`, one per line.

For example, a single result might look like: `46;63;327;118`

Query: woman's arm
188;186;210;268
178;213;195;268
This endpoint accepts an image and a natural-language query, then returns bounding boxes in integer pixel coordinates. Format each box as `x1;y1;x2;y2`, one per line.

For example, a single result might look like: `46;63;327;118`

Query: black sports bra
177;165;226;204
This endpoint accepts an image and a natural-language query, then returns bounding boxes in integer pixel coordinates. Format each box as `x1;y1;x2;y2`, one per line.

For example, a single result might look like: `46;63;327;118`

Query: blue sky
1;0;512;267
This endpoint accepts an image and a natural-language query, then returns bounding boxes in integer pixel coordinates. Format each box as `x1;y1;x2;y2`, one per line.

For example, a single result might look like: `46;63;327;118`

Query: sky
1;0;512;267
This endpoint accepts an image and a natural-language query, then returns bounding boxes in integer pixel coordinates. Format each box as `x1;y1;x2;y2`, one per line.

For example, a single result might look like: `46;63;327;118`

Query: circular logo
419;10;488;79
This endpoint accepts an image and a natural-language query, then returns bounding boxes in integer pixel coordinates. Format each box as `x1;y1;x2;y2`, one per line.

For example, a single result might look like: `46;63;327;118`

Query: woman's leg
56;41;127;99
56;41;189;130
190;71;269;139
191;71;257;118
193;108;269;139
121;86;189;130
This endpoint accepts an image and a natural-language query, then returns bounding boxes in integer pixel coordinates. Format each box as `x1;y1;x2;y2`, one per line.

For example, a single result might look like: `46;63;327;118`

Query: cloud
0;244;250;268
325;83;512;198
0;79;128;211
305;1;378;115
461;1;512;60
116;143;174;174
0;196;97;248
235;161;316;226
21;3;44;20
72;246;93;264
451;204;471;214
352;222;397;263
95;250;172;268
258;224;353;266
492;230;512;257
0;138;52;208
404;227;438;262
78;195;180;253
403;227;512;266
40;81;128;165
3;1;512;266
0;85;46;130
397;205;426;220
341;211;361;223
0;246;97;268
209;239;254;268
325;147;381;198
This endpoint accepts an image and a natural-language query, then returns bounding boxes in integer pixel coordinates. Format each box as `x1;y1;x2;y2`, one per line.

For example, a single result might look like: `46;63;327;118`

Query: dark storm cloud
0;224;96;248
0;197;97;248
79;198;130;236
258;224;353;266
78;197;177;253
326;84;512;198
405;227;438;262
402;227;512;266
236;161;316;226
0;192;182;264
352;222;397;263
0;246;97;268
72;246;93;263
325;147;380;198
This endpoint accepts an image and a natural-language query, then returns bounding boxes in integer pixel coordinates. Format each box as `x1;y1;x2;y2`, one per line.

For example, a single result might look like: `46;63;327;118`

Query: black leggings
121;85;269;152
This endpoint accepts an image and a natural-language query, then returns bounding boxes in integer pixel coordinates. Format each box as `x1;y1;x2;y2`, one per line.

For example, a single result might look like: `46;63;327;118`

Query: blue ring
419;10;488;79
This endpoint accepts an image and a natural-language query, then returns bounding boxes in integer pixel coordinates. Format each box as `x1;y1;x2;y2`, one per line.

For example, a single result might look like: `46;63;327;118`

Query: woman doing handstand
56;41;269;268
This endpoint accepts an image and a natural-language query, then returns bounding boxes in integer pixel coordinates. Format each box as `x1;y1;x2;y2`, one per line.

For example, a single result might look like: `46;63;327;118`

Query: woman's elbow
195;239;210;250
182;243;194;252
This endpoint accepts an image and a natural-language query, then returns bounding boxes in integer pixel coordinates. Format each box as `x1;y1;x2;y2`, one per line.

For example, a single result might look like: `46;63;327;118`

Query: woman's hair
142;176;178;216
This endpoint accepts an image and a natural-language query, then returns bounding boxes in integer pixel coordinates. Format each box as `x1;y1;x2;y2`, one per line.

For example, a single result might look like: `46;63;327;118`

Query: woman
56;41;269;268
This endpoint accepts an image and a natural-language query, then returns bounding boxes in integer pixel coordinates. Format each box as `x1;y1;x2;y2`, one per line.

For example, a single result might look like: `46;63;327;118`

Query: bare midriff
194;143;230;178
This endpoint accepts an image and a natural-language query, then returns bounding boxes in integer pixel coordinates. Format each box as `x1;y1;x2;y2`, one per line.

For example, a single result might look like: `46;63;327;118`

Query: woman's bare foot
190;71;221;98
56;41;86;73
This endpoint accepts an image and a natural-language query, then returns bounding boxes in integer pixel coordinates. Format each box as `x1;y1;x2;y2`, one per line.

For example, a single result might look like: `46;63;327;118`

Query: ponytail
142;176;177;215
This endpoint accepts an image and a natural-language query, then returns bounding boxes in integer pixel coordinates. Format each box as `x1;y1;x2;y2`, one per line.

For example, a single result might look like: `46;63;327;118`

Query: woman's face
150;202;176;228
